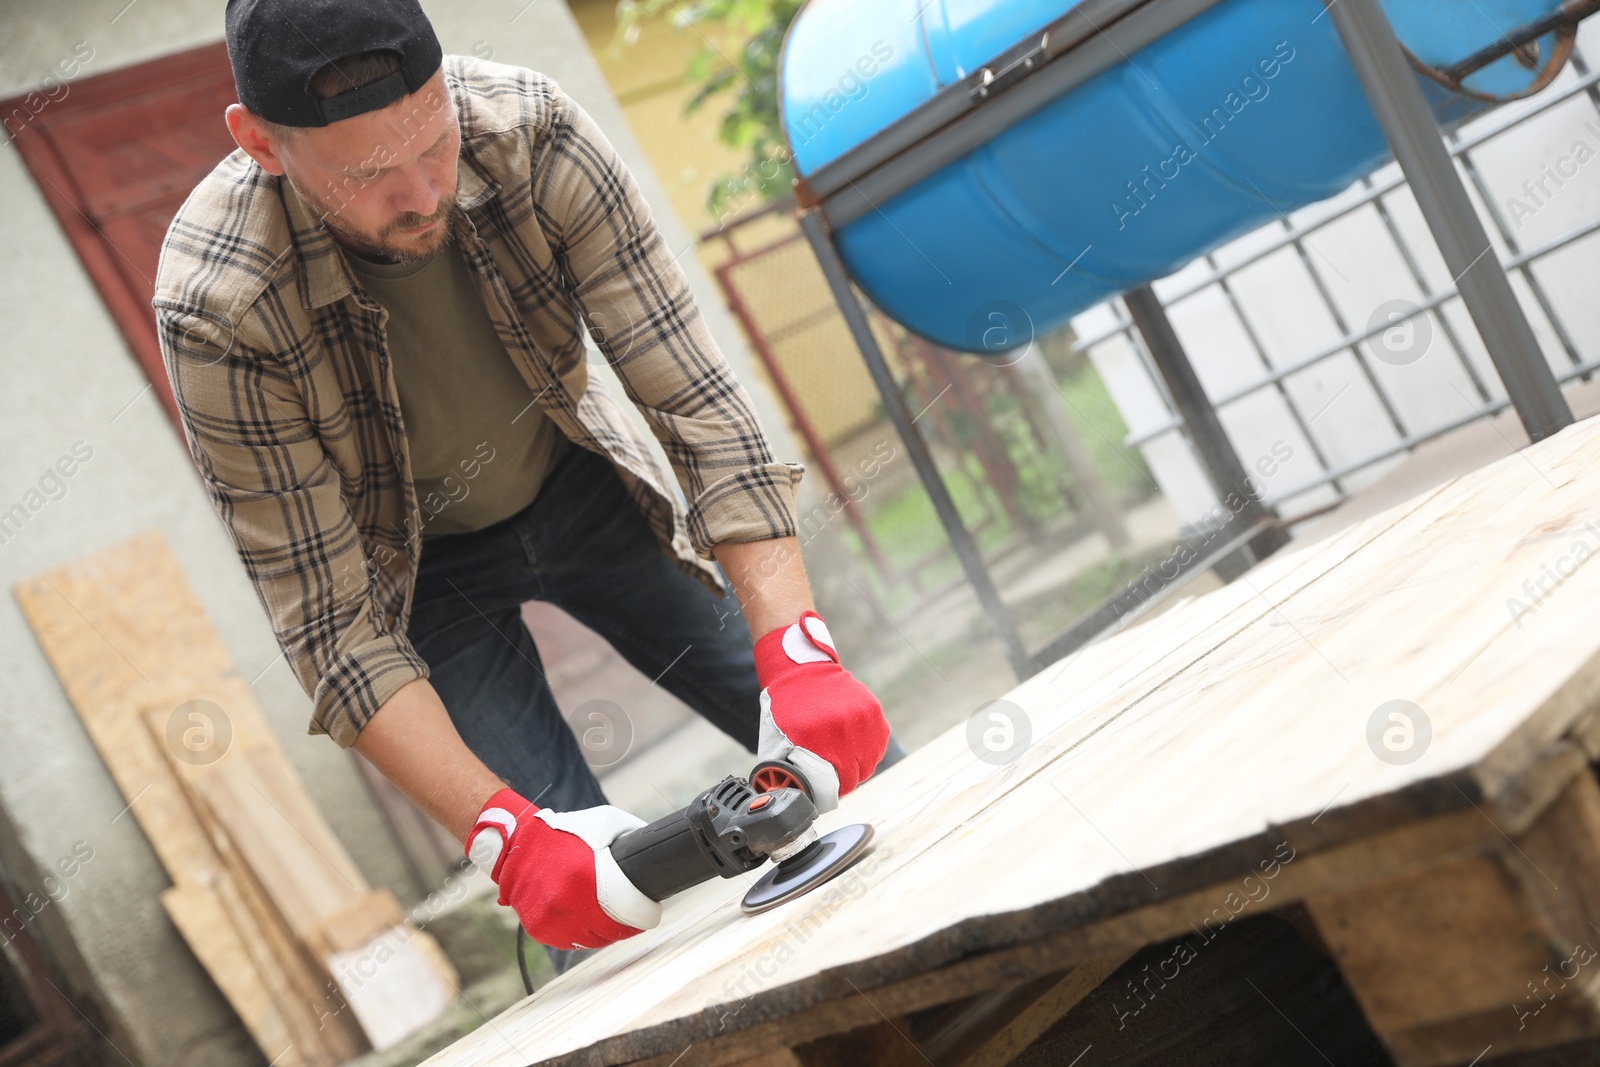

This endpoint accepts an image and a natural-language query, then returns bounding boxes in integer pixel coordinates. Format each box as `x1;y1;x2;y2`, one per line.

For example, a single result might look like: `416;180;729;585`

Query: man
154;0;898;968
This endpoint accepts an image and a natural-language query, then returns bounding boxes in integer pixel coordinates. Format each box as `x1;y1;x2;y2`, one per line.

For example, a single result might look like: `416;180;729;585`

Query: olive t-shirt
346;237;566;539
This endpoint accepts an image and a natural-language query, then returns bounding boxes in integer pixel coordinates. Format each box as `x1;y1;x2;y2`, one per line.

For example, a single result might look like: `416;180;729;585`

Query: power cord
516;926;535;995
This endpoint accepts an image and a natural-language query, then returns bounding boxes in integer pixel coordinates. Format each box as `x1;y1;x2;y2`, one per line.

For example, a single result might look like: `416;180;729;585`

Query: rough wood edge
575;804;1508;1067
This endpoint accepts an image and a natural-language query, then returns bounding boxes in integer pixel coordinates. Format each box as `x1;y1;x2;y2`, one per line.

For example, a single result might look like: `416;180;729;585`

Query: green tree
615;0;802;218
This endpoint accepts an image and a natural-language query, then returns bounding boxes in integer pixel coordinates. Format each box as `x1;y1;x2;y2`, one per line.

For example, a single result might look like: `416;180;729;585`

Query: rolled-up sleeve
156;308;428;748
536;83;805;556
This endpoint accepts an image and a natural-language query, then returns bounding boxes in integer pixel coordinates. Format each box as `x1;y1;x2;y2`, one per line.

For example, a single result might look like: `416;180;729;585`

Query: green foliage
615;0;802;217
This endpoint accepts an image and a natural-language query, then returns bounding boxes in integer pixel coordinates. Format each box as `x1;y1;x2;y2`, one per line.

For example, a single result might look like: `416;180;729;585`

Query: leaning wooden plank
14;570;216;883
309;888;407;957
203;864;362;1067
12;528;326;887
249;745;373;898
161;879;306;1067
419;413;1600;1067
136;680;450;1058
248;746;463;1025
12;537;307;1064
194;752;461;1049
166;707;459;1053
139;702;366;1065
10;530;434;1060
192;753;364;941
325;923;461;1052
186;743;462;1052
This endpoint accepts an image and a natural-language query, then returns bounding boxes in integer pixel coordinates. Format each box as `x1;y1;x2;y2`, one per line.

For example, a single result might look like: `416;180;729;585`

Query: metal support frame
795;0;1589;673
1440;0;1600;82
1326;0;1574;442
710;255;891;578
1032;513;1271;665
801;212;1260;676
799;210;1034;678
1123;286;1291;560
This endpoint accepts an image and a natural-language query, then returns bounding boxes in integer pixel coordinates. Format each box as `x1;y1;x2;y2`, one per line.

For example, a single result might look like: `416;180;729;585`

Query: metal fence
702;204;1144;607
1076;35;1600;522
698;19;1600;674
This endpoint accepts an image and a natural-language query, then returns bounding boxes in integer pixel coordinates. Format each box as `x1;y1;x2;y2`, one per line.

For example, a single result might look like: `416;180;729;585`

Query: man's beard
291;175;457;265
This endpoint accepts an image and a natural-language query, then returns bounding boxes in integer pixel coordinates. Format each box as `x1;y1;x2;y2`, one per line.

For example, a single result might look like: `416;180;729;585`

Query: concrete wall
0;5;417;1063
0;128;322;1067
0;0;801;1063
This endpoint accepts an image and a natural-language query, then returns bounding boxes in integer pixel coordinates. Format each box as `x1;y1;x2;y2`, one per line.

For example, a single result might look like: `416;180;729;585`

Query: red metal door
2;42;238;427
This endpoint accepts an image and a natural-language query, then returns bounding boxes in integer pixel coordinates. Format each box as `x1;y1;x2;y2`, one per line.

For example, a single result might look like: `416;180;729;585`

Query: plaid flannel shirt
153;55;804;748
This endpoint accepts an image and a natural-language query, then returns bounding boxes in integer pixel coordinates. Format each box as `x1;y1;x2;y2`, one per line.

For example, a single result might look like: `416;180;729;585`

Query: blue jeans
407;440;904;970
407;439;766;812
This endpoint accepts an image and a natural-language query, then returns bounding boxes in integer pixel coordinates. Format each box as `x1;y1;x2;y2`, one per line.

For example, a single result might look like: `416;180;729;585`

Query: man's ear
226;103;288;176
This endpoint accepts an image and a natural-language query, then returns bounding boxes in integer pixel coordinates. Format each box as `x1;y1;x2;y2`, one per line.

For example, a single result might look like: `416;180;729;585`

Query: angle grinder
513;759;876;992
610;758;875;915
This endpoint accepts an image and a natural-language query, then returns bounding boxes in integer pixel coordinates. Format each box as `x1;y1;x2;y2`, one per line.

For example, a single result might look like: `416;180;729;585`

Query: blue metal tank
779;0;1570;353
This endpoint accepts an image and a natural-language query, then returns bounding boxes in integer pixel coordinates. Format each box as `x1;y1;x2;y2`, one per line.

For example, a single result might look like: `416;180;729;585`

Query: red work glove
464;788;662;951
753;610;891;813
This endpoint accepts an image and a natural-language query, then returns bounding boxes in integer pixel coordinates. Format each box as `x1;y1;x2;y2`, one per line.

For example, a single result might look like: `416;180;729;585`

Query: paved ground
1291;376;1600;549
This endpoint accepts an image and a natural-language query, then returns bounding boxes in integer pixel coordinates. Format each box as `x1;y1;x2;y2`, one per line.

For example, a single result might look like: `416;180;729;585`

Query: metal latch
968;32;1049;101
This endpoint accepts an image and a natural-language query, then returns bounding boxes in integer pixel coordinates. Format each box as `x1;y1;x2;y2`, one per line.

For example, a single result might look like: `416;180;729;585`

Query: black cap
225;0;443;127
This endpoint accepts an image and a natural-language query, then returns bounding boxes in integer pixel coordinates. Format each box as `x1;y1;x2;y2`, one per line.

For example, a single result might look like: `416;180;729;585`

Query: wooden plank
415;413;1600;1067
204;865;361;1066
601;805;1503;1067
13;590;215;884
310;889;407;956
187;744;460;1053
919;952;1129;1067
325;925;460;1053
138;704;367;1065
133;682;456;1059
192;753;364;941
790;1017;925;1066
249;747;372;896
1307;771;1600;1066
12;529;319;889
161;879;305;1067
10;533;346;1065
11;530;452;1061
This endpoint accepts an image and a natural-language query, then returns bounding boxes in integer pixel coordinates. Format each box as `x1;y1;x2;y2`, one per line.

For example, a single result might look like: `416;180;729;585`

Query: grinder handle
609;807;715;903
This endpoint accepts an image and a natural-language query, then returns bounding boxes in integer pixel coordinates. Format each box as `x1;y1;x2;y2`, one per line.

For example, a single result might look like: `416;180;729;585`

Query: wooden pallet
420;413;1600;1067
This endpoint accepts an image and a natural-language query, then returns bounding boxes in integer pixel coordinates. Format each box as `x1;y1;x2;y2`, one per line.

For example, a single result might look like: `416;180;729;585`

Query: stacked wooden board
14;530;460;1065
421;412;1600;1067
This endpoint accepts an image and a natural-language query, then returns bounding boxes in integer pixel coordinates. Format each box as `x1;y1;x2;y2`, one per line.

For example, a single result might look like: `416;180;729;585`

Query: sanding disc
741;823;875;915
